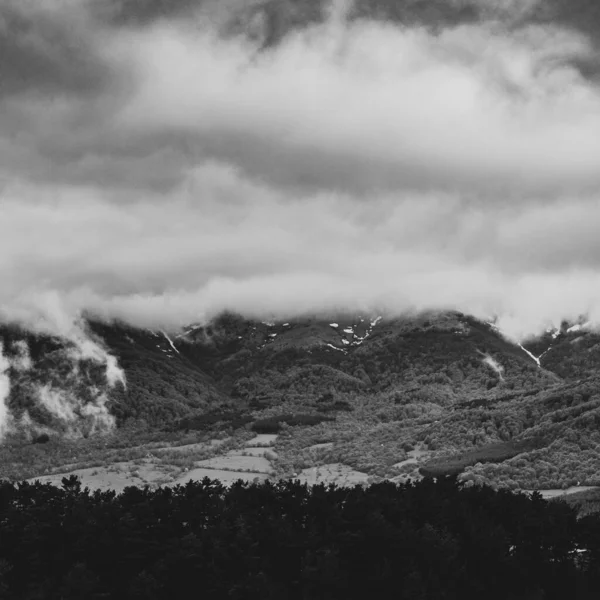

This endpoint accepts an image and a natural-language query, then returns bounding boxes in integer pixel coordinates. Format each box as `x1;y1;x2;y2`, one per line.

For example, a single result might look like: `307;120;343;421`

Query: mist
0;344;10;438
2;0;600;341
481;353;505;380
0;333;123;442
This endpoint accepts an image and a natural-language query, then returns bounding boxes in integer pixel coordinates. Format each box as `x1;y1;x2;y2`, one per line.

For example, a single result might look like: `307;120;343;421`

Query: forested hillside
4;311;600;492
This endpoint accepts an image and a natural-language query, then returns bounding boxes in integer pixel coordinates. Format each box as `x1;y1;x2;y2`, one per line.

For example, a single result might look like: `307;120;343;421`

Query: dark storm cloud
99;0;477;35
349;0;479;30
97;0;209;26
521;0;600;82
97;0;482;47
532;0;600;45
0;3;110;98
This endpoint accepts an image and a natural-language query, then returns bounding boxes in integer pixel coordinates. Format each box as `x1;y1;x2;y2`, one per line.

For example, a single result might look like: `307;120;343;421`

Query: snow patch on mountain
162;331;180;354
325;315;383;349
488;319;545;367
517;343;541;367
325;343;347;354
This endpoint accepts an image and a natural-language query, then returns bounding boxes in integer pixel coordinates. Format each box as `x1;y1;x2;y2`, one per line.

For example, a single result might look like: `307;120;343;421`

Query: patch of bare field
174;468;269;486
194;454;274;474
23;435;282;492
392;449;431;470
523;486;598;499
246;434;278;447
293;463;369;487
26;460;177;493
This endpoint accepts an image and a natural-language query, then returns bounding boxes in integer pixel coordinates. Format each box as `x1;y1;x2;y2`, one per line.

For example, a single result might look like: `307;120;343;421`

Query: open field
523;486;598;499
20;426;600;499
23;434;375;491
245;434;278;447
392;448;430;469
175;469;269;485
27;460;177;492
193;454;274;473
26;435;280;491
292;463;369;486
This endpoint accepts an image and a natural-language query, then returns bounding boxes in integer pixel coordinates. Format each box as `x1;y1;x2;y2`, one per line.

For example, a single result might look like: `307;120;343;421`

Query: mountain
0;321;233;438
4;309;546;436
528;322;600;380
175;310;555;397
3;310;600;494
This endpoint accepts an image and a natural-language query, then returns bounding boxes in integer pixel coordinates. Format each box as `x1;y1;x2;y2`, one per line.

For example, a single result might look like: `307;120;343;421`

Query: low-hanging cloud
0;331;123;441
0;344;10;438
2;0;600;342
480;353;505;380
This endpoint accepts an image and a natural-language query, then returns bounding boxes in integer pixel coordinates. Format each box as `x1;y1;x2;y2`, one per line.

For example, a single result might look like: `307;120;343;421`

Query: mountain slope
174;311;558;406
0;321;227;441
5;310;600;492
2;310;561;434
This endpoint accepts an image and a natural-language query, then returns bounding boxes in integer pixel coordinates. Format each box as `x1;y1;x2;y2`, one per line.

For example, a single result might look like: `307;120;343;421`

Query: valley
3;310;600;505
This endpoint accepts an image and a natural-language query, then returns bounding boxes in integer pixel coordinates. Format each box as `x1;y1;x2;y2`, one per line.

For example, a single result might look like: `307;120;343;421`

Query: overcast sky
2;0;600;339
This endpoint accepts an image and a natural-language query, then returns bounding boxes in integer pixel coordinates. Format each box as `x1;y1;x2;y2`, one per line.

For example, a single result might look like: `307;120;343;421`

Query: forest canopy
1;476;600;599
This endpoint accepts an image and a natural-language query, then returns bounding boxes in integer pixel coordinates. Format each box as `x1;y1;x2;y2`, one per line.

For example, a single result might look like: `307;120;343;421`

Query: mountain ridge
3;310;600;493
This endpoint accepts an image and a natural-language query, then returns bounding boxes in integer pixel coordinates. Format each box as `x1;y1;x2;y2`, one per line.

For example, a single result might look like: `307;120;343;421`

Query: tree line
1;476;600;599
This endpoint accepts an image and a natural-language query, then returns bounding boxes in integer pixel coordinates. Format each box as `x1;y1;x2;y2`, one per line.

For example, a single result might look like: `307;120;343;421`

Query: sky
2;0;600;340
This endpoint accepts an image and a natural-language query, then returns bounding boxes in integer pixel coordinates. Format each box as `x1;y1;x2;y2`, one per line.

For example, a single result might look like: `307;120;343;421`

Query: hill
3;311;600;495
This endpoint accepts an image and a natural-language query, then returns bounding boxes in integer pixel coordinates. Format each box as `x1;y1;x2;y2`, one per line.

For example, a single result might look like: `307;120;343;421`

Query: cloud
98;0;209;26
3;163;600;340
481;353;505;380
0;1;111;99
0;344;10;438
0;330;121;440
111;17;600;196
36;384;116;435
1;0;600;341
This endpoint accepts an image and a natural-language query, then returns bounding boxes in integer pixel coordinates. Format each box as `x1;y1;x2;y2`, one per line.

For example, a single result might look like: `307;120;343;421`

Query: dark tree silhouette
0;476;598;599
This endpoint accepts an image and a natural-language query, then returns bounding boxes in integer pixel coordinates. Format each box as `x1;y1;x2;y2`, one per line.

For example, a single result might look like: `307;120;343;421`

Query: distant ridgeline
87;311;556;428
